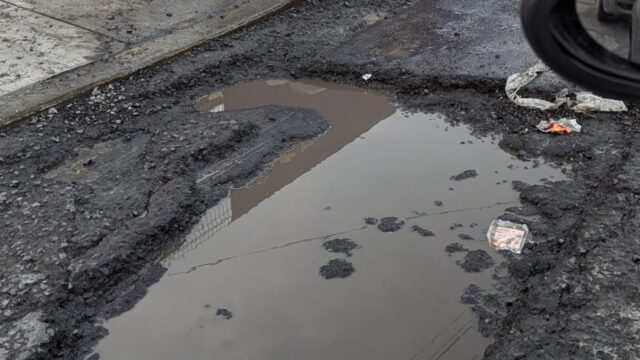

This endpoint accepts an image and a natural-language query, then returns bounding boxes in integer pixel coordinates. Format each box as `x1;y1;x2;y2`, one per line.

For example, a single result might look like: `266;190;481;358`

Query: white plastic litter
487;220;530;254
536;118;582;134
505;61;627;113
506;62;561;111
572;92;627;112
362;73;372;81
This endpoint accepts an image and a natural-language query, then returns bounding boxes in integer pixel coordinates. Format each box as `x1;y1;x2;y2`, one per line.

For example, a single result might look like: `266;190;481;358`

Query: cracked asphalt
2;0;640;359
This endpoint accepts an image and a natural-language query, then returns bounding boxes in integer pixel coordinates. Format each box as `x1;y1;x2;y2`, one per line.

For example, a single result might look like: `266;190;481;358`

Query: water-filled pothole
93;80;563;360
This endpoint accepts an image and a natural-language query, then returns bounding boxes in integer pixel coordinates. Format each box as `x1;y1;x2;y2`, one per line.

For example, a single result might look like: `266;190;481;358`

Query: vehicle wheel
597;0;618;22
522;0;640;100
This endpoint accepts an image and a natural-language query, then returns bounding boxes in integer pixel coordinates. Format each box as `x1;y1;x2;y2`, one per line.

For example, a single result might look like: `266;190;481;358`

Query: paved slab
0;0;296;128
7;0;243;43
330;0;568;91
0;2;124;95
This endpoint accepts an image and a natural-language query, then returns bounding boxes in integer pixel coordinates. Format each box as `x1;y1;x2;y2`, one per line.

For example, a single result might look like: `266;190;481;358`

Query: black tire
522;0;640;100
597;0;618;22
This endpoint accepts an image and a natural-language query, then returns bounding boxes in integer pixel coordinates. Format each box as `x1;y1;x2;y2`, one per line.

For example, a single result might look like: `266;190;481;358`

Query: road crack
406;201;518;221
166;225;368;276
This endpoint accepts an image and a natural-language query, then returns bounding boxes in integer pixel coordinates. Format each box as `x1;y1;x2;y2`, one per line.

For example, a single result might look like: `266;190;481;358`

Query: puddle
93;80;563;360
191;79;395;225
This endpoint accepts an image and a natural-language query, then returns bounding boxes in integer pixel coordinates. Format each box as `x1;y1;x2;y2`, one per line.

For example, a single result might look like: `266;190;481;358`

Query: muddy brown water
92;80;563;360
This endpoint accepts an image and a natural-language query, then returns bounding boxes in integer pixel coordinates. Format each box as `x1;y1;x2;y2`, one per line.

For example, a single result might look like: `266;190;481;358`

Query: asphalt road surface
2;1;640;359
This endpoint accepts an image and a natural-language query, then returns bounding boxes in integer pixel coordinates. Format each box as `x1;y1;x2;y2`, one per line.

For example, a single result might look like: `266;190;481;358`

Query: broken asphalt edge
0;0;300;129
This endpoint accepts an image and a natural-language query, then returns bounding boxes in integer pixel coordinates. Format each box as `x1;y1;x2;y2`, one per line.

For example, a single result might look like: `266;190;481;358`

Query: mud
1;0;639;359
364;217;379;225
411;225;435;237
460;284;484;305
458;250;495;273
319;259;356;279
376;217;405;233
450;169;479;181
215;308;233;320
446;243;469;254
322;238;360;257
450;223;464;230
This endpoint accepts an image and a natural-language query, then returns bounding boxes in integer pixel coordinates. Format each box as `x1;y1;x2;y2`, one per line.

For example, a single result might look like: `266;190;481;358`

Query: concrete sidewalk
0;0;295;127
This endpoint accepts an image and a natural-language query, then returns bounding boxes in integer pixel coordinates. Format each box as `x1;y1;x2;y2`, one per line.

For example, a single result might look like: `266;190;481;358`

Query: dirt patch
377;217;405;232
411;225;435;237
446;243;468;254
457;250;495;272
215;309;233;320
322;238;360;257
319;259;355;279
365;217;379;225
458;234;474;241
450;169;478;181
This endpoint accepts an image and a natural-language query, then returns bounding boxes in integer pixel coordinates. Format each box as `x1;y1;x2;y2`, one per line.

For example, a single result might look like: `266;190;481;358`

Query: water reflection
165;80;394;264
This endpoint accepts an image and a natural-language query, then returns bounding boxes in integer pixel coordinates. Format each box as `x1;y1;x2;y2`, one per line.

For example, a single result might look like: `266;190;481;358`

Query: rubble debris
487;219;530;254
216;308;233;319
319;259;355;279
450;169;478;181
411;225;435;237
362;73;372;81
445;243;468;253
322;238;360;257
457;250;495;272
377;217;405;232
364;217;379;225
460;284;483;304
450;223;463;230
1;311;51;356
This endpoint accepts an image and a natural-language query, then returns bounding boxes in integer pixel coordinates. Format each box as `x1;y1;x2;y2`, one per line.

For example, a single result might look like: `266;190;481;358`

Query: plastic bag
487;220;530;254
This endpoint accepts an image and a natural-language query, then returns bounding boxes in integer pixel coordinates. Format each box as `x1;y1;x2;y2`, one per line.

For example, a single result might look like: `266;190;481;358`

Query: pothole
92;79;564;360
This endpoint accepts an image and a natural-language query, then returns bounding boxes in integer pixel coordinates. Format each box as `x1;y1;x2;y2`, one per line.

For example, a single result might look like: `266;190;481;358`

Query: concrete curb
0;0;297;129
